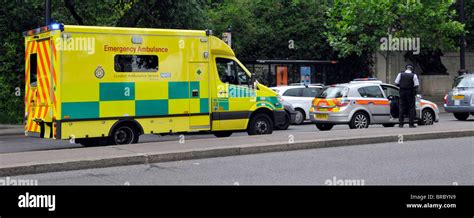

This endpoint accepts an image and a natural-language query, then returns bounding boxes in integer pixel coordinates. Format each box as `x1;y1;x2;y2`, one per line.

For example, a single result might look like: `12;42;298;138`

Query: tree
0;0;209;123
207;0;332;61
325;0;465;81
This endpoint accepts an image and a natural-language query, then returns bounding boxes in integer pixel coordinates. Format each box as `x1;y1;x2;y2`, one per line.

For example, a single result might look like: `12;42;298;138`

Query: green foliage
0;0;470;123
208;0;332;60
325;0;465;57
0;0;44;124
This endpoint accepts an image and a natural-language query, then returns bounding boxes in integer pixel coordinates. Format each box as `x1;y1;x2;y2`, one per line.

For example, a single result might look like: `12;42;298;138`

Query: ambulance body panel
23;24;285;145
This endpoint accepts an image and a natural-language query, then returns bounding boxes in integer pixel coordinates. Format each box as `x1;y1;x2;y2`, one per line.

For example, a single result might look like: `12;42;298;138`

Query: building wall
374;51;474;102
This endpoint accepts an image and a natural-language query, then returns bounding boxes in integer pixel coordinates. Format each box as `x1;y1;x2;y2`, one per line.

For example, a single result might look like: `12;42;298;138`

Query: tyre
247;113;274;135
349;111;370;129
294;109;305;125
110;125;139;145
453;112;469;121
213;131;233;137
275;112;291;130
315;123;334;131
382;123;396;127
419;109;435;125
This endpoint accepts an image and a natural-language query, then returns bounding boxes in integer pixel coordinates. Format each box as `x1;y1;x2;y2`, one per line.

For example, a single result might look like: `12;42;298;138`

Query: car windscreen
454;76;474;88
317;86;349;98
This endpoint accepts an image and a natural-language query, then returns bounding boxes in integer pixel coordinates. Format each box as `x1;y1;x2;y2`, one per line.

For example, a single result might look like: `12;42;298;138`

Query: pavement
9;136;473;185
0;113;473;177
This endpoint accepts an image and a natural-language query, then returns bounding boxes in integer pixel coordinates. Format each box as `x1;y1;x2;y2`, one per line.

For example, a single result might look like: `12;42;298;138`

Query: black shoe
409;125;416;128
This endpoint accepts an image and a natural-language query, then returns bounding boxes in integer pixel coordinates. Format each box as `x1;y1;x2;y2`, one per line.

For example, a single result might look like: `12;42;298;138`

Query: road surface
9;136;474;185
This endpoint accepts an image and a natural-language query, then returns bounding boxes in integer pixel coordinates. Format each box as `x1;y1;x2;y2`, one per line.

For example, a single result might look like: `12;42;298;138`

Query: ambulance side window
114;55;158;72
216;58;250;86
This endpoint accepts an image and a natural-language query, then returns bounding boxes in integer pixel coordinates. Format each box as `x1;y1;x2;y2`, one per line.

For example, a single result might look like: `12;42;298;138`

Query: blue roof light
51;23;61;30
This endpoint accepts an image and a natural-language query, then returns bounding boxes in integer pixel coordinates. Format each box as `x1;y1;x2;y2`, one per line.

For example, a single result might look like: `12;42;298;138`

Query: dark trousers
399;89;416;125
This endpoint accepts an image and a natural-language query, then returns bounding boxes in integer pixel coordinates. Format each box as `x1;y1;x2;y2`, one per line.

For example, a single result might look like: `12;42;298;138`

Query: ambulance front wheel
247;113;274;135
110;125;139;145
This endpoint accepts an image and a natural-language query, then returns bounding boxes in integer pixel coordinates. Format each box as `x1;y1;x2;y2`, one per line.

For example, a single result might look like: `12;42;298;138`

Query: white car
271;85;324;124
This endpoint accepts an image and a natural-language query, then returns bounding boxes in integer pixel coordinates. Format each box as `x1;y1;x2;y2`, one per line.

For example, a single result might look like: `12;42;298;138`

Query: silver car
443;73;474;120
309;80;440;131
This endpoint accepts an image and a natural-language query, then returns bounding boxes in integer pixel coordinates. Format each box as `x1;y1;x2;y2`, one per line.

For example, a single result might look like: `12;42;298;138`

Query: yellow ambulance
22;23;285;146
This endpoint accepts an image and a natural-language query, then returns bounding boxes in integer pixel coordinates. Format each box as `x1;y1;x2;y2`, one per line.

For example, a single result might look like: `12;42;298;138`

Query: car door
281;88;302;107
381;85;400;119
211;57;254;130
357;85;391;123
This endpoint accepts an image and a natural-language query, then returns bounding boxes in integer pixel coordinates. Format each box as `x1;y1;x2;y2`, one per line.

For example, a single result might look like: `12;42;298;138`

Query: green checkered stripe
256;96;282;110
62;81;209;119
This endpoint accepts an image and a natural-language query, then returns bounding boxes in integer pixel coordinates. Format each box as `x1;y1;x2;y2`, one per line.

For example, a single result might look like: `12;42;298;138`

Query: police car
309;78;440;131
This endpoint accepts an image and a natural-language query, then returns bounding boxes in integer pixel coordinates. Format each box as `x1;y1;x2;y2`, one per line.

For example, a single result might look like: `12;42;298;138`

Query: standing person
394;64;419;128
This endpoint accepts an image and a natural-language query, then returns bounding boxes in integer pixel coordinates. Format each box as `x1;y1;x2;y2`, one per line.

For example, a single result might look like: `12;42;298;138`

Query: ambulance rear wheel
247;113;273;135
110;125;139;145
213;131;233;138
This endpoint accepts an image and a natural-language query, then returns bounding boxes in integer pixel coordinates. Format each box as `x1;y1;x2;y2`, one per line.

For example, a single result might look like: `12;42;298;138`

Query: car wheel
382;123;396;127
419;109;435;125
275;112;291;130
213;131;233;137
349;112;369;129
315;123;334;131
110;125;139;145
453;112;470;121
247;113;274;135
294;109;305;125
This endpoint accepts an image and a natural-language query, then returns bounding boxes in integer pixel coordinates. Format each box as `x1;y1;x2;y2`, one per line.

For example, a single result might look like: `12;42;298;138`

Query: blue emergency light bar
22;23;64;37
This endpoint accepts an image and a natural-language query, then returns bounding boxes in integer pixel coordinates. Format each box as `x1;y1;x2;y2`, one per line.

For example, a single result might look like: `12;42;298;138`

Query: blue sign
300;66;311;85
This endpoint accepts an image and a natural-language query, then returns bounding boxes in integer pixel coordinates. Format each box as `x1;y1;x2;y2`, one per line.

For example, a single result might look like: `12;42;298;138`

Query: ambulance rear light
22;23;64;37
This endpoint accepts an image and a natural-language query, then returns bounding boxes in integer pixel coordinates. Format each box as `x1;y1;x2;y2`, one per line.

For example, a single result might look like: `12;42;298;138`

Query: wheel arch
250;107;274;121
350;109;371;124
420;107;436;122
294;107;306;120
108;119;144;137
